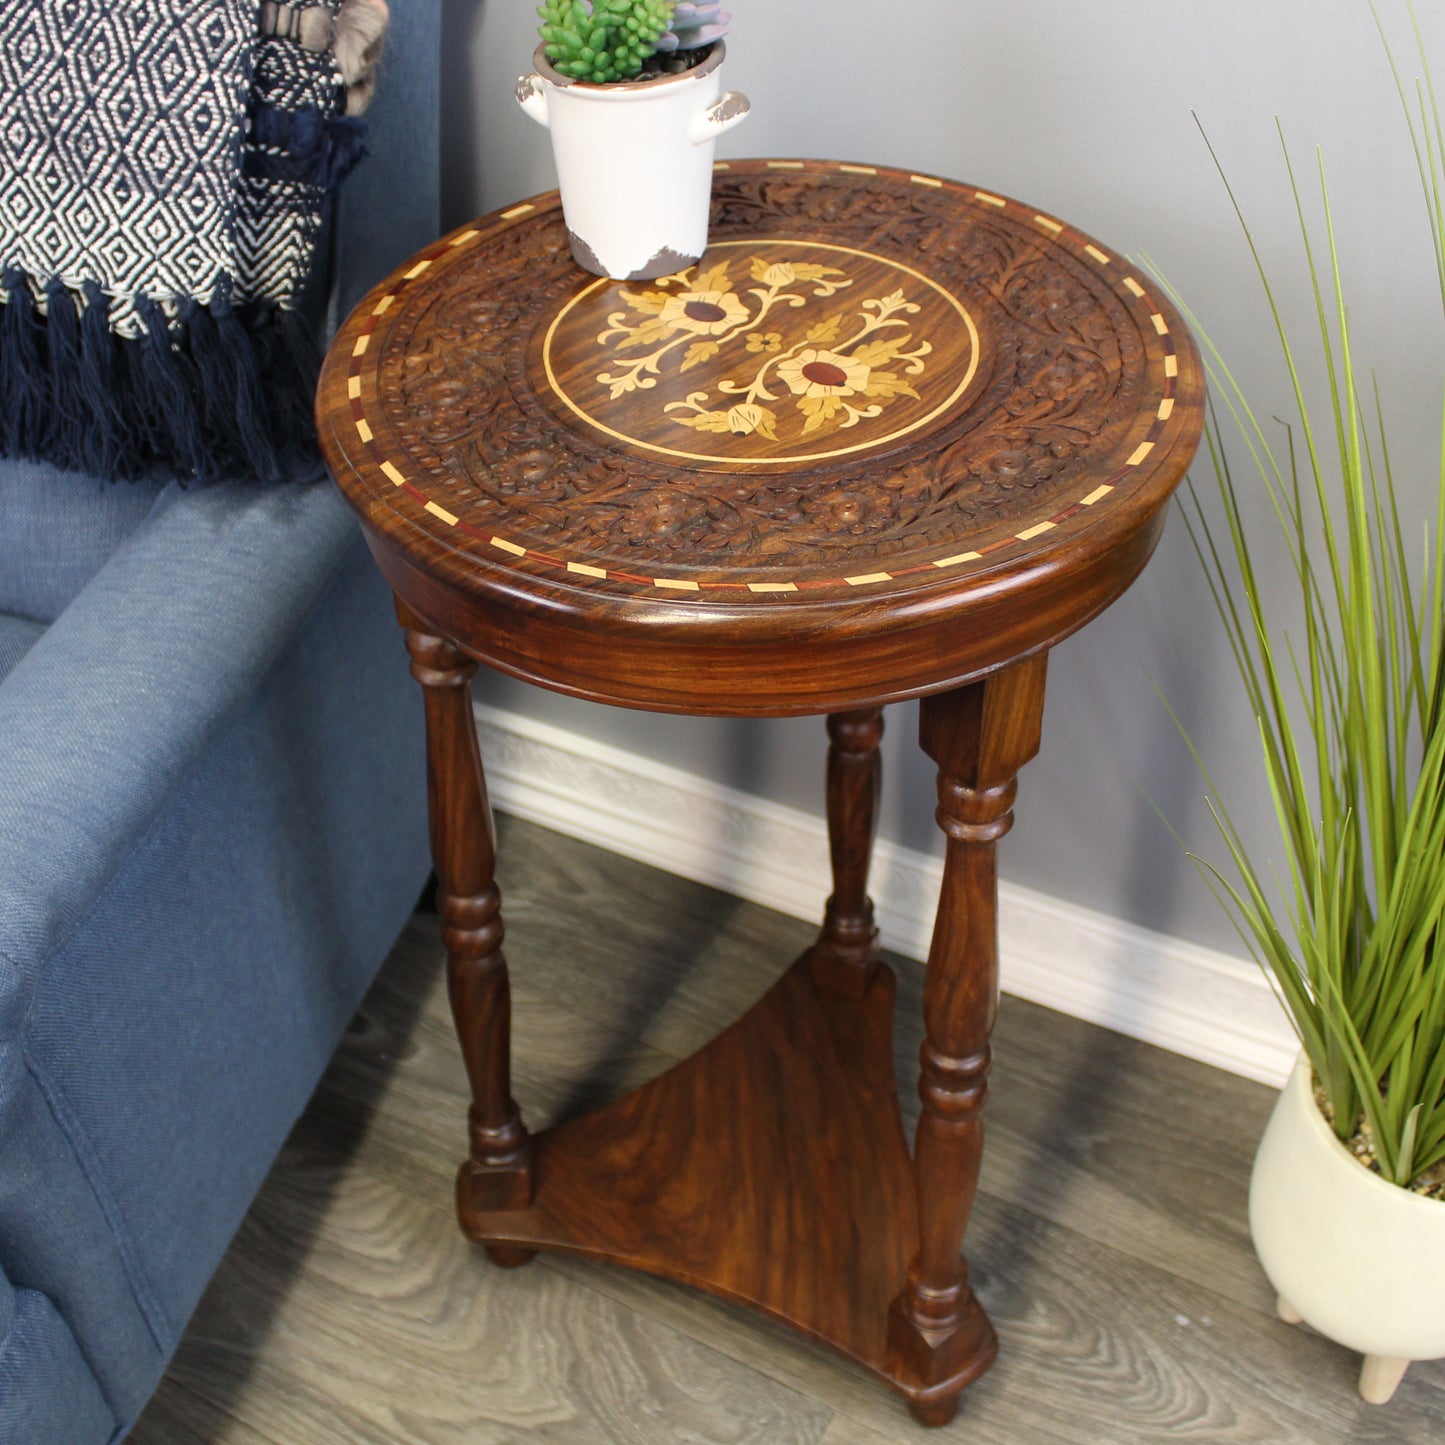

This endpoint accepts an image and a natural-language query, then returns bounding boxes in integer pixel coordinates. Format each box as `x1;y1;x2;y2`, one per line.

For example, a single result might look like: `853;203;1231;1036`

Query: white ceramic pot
516;43;749;280
1250;1054;1445;1402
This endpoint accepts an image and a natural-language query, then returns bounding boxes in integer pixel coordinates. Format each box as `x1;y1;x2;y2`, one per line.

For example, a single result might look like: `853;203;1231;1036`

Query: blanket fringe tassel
0;270;321;484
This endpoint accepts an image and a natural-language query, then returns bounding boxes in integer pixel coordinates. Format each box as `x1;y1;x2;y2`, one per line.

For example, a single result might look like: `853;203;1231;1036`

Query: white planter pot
516;42;749;280
1249;1054;1445;1402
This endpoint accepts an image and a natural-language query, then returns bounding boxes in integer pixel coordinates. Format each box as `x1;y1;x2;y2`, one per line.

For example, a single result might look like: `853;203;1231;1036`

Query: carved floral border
336;164;1187;598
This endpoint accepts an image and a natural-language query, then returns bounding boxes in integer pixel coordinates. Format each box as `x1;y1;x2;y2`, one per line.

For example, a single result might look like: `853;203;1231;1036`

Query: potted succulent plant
516;1;750;280
1173;16;1445;1406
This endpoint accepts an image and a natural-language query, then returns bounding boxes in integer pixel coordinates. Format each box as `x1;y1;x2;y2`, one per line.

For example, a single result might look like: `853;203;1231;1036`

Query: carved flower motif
508;448;556;485
404;371;471;417
776;347;872;398
1035;275;1080;317
964;436;1070;504
803;487;894;537
1031;358;1098;401
982;446;1033;487
619;491;699;547
658;289;750;336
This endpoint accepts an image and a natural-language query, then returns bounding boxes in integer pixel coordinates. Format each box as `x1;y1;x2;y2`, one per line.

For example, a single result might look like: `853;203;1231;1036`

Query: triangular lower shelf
460;951;923;1385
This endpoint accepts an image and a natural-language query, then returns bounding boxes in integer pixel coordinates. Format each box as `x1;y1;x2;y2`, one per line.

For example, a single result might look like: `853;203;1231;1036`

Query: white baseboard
474;702;1296;1088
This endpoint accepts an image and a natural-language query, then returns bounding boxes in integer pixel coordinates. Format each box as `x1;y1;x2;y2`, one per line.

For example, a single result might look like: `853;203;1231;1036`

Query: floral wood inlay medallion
542;240;982;465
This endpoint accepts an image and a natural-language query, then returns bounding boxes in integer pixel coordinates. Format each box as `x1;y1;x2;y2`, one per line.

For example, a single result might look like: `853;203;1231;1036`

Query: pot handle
688;90;750;146
516;72;549;128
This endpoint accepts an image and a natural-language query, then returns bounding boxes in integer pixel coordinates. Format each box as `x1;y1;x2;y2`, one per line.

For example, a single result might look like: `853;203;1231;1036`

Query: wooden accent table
317;159;1203;1426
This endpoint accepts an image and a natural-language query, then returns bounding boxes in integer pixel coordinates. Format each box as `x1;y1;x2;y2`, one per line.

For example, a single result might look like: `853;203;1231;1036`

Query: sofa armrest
0;477;363;983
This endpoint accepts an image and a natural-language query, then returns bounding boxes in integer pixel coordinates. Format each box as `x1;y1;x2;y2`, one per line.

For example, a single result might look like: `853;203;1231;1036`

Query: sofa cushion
0;614;45;682
0;460;163;624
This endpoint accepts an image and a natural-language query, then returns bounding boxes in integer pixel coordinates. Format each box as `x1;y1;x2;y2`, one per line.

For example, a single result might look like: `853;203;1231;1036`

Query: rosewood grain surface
315;160;1205;1428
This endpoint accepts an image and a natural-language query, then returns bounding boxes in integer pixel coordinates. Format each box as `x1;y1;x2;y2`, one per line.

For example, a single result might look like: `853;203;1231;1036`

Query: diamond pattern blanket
0;1;384;482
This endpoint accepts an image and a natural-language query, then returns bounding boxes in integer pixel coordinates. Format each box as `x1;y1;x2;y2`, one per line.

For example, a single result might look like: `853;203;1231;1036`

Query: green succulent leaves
538;0;676;83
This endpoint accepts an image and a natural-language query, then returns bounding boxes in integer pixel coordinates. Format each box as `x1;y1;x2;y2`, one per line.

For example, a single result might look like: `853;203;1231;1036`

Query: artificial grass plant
1170;4;1445;1190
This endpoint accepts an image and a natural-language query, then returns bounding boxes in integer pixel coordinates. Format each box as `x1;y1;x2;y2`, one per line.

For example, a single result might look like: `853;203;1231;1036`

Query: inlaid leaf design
682;340;720;372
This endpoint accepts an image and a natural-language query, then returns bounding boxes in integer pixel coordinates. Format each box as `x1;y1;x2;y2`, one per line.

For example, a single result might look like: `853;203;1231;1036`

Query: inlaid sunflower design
594;257;933;442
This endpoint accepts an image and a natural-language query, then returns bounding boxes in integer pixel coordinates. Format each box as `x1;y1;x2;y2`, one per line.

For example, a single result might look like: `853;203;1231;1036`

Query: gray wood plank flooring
134;814;1445;1443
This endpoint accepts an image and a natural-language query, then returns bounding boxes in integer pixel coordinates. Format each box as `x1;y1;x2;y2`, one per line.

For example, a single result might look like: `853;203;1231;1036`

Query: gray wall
435;0;1445;955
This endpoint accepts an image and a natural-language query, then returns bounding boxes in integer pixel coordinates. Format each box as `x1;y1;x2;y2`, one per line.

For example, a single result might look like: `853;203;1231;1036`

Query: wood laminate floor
134;815;1445;1443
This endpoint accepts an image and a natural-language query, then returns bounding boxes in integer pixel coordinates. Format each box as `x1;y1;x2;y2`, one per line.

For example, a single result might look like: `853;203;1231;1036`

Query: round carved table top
318;159;1204;716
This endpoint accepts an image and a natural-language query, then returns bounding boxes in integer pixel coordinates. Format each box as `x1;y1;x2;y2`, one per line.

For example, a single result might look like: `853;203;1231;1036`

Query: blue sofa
0;5;441;1439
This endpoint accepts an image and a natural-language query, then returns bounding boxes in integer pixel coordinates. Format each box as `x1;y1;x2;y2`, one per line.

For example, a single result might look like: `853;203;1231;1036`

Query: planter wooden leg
811;708;885;997
1359;1354;1411;1404
401;605;534;1256
1276;1295;1304;1325
887;654;1048;1424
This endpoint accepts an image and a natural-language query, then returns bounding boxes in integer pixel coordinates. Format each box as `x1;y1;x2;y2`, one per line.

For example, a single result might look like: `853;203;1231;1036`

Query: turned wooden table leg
811;708;885;997
401;605;534;1263
888;653;1048;1426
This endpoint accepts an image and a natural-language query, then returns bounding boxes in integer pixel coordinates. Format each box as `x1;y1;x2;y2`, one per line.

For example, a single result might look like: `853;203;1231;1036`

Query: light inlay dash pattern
339;164;1185;600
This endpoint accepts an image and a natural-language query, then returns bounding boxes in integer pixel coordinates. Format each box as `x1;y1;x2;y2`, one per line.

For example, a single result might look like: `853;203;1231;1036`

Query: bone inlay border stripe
343;164;1183;598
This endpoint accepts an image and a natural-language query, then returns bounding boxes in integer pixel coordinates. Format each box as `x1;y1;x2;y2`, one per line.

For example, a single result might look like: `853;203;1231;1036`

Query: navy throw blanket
0;1;387;483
